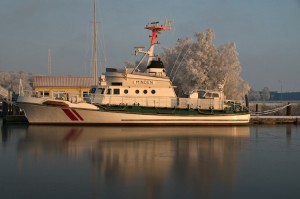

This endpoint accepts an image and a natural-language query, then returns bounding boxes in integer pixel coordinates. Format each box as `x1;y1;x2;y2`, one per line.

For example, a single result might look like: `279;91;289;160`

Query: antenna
48;48;52;75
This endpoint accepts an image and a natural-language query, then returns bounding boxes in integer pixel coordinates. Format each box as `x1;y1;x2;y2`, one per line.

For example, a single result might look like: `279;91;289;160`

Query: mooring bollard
255;104;259;113
286;102;291;116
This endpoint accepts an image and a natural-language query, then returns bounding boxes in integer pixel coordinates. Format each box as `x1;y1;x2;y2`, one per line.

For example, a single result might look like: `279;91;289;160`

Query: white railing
178;98;217;109
20;90;88;104
93;95;178;108
92;95;225;110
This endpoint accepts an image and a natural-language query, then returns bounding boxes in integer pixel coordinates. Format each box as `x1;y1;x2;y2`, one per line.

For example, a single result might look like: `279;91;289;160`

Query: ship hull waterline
17;102;250;125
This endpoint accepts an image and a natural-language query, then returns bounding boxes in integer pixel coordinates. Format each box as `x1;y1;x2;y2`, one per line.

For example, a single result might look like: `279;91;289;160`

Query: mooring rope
250;104;291;116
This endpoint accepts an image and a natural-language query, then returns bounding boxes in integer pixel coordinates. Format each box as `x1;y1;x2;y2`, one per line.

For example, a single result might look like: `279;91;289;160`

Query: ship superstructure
90;21;234;112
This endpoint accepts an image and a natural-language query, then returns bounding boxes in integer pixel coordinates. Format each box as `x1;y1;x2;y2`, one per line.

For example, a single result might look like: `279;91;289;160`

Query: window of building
143;90;148;94
113;89;120;95
124;89;128;94
53;91;65;99
151;90;156;94
135;90;140;94
44;91;50;96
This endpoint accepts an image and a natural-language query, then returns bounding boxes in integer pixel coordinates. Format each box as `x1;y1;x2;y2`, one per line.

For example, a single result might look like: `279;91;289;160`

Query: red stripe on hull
71;109;84;121
62;109;78;121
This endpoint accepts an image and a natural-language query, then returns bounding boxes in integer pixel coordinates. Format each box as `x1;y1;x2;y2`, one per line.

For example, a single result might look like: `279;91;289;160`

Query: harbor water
1;120;300;199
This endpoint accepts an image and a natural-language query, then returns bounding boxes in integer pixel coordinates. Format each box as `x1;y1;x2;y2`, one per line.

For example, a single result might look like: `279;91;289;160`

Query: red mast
132;20;172;72
145;21;172;45
144;20;172;66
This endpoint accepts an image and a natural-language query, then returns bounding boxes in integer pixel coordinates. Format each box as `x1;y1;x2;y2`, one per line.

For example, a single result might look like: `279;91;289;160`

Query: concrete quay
250;116;300;124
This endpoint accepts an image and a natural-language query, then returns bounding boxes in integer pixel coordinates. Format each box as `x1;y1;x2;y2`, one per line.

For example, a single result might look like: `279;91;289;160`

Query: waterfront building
32;76;94;100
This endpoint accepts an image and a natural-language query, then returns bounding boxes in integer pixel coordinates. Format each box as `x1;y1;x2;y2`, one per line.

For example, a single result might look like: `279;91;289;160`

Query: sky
0;0;299;92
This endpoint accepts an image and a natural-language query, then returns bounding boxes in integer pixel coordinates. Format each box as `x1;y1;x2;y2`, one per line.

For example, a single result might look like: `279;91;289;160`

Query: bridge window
90;87;96;93
97;88;105;94
113;89;120;95
198;91;206;98
107;88;111;95
213;93;219;98
205;93;212;98
112;82;123;86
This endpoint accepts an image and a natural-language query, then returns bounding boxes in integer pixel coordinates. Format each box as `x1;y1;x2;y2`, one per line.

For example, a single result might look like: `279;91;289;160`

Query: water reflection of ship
18;126;250;198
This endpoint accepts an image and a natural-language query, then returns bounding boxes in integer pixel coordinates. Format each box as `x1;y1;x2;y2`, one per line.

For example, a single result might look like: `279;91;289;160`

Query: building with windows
33;76;95;100
269;91;300;101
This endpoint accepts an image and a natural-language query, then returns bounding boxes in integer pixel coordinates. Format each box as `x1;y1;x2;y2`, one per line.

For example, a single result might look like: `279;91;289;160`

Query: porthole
135;90;140;94
143;90;147;94
124;89;128;94
151;90;156;94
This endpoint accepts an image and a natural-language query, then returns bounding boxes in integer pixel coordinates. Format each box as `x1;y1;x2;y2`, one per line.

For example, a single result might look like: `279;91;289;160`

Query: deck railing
92;95;224;109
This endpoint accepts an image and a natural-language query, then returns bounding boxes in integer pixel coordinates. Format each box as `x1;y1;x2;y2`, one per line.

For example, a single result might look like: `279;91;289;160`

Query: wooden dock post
2;101;8;117
255;104;259;113
245;95;249;108
2;100;27;124
286;102;291;116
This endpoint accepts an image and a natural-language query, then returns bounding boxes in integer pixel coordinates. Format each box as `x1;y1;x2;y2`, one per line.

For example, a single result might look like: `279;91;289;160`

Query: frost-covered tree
0;71;33;92
160;28;250;100
261;87;270;101
248;88;261;101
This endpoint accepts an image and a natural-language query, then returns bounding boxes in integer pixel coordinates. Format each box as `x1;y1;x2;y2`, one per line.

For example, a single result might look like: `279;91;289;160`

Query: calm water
1;120;300;199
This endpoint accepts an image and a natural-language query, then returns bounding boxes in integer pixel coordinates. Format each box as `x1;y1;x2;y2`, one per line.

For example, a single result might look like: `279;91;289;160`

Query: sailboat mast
48;48;52;75
92;0;98;85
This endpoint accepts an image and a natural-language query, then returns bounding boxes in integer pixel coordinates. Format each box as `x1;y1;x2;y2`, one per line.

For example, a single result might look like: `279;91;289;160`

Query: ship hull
17;102;250;125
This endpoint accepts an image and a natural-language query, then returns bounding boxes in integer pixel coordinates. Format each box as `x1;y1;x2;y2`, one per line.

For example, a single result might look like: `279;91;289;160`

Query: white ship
17;17;250;125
